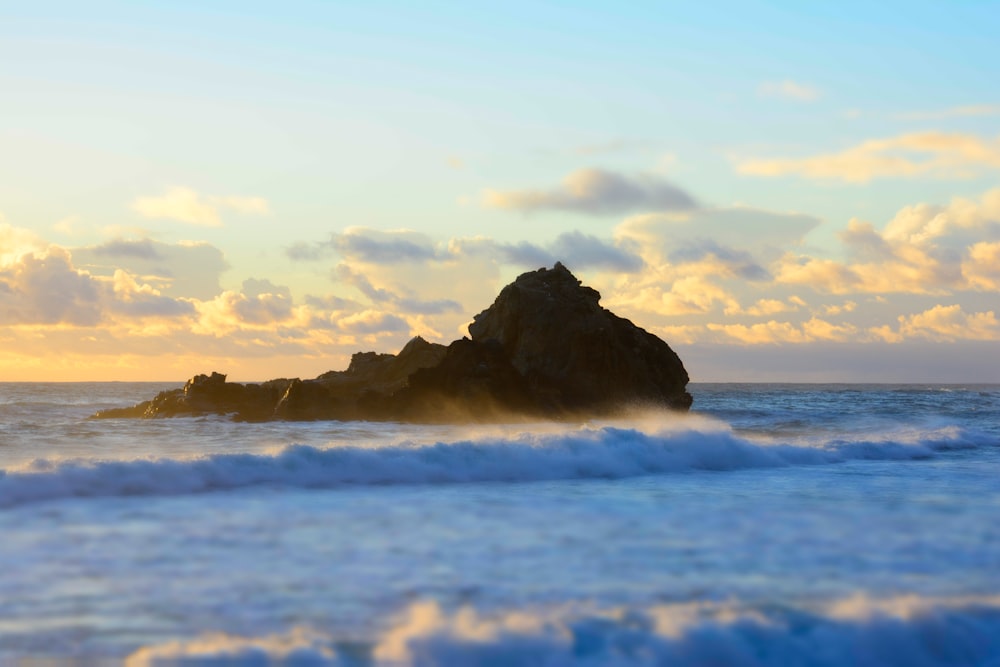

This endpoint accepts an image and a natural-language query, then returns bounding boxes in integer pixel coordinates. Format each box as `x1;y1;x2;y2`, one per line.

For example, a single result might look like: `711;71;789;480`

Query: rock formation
92;263;691;422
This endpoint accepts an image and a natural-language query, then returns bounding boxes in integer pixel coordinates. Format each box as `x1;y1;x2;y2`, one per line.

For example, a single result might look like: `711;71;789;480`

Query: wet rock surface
92;263;691;422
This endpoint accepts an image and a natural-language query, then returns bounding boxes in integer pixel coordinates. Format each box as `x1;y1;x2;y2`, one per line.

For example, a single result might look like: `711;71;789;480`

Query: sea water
0;382;998;665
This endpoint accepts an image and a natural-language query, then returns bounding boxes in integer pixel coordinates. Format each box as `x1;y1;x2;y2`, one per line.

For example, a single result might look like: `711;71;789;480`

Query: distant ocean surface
1;382;998;665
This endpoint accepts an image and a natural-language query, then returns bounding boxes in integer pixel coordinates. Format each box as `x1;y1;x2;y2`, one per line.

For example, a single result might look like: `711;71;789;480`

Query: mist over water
0;382;998;664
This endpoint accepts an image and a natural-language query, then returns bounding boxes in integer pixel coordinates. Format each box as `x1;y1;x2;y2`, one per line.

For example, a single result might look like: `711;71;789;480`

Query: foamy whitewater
1;383;998;665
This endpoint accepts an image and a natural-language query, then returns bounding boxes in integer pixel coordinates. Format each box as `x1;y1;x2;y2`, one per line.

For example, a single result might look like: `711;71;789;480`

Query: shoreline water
1;383;997;664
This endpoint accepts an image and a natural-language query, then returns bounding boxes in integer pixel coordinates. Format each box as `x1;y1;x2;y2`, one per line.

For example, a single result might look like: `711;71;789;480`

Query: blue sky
1;1;999;380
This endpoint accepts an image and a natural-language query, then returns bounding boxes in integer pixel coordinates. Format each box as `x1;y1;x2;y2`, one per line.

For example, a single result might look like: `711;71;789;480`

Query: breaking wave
0;423;994;508
125;595;1000;666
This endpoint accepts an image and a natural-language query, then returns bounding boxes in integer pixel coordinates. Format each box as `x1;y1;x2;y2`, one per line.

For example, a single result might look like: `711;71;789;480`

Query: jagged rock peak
468;262;691;411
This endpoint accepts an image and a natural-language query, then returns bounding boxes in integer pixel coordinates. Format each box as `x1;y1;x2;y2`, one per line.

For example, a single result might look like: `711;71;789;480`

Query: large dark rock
92;264;691;422
469;262;691;411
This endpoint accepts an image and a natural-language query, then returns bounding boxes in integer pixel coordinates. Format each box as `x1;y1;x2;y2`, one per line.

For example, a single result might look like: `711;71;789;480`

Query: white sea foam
0;423;992;508
125;595;1000;666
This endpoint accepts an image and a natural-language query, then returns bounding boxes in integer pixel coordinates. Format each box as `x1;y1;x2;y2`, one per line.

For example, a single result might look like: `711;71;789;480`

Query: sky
1;0;999;382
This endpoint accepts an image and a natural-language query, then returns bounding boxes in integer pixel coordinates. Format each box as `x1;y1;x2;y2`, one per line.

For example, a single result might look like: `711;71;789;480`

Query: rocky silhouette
93;263;691;422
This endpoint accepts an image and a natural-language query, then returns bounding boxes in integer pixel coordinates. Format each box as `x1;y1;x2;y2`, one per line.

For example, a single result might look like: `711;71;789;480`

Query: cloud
758;80;821;102
823;300;857;316
707;320;807;344
1;222;47;266
0;246;197;327
776;188;1000;295
0;248;103;325
895;304;1000;341
285;240;330;261
837;219;892;260
335;264;462;315
725;298;799;317
132;187;269;226
617;207;821;262
668;240;770;281
610;272;739;317
736;132;1000;183
707;317;857;344
454;232;643;274
286;228;443;264
290;226;644;275
333;228;441;264
194;280;301;334
92;238;163;260
882;188;1000;246
965;241;1000;290
337;310;410;335
549;231;644;272
109;270;196;318
483;168;696;216
241;278;292;300
72;238;229;300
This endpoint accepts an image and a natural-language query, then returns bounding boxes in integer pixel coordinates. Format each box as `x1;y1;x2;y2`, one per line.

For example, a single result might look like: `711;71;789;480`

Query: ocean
1;382;998;665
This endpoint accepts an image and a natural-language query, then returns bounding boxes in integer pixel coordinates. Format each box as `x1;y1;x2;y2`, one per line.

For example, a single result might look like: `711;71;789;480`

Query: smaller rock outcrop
92;264;692;422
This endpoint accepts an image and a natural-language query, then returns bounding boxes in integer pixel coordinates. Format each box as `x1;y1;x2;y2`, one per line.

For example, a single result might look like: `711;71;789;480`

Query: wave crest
0;424;990;508
125;595;1000;666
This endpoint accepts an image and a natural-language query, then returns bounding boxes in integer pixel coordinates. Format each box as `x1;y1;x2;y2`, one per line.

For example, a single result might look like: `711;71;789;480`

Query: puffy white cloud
132;187;269;226
483;168;696;216
882;188;1000;246
737;132;1000;183
0;244;196;328
0;248;103;325
193;280;300;334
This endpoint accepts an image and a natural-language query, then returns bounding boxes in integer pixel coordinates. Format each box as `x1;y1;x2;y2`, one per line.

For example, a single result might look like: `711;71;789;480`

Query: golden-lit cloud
883;188;1000;245
776;188;1000;295
707;320;808;344
1;221;48;266
964;241;1000;290
725;298;799;317
737;132;1000;182
3;181;1000;379
895;305;1000;342
704;318;858;345
132;187;269;226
